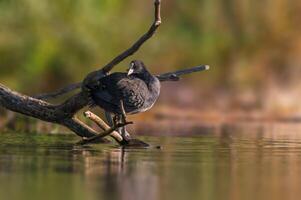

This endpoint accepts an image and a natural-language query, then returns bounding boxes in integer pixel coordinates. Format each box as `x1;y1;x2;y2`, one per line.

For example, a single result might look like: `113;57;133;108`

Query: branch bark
0;83;103;139
78;111;150;147
83;111;123;142
156;65;210;81
34;82;81;100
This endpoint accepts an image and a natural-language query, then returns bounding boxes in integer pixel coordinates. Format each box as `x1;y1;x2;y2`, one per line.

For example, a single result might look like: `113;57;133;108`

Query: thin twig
157;65;210;81
83;111;123;142
82;111;151;147
101;0;161;73
79;111;132;145
77;126;120;145
34;82;81;100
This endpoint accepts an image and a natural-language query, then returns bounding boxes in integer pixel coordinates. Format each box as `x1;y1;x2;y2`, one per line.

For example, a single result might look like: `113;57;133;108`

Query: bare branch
0;83;103;139
34;82;81;100
0;83;152;146
101;0;162;73
84;111;123;142
78;111;133;145
63;117;103;139
77;124;124;145
82;111;151;147
157;65;210;81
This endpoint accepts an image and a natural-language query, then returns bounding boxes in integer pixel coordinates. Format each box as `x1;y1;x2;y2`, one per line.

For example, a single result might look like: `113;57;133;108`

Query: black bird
89;60;161;140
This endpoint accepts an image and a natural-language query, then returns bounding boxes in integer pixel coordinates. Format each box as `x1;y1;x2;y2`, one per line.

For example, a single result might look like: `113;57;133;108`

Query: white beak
127;68;134;76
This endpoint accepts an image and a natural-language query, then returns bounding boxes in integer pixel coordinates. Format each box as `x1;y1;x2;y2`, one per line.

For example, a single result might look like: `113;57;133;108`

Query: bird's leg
119;100;127;123
113;115;120;126
105;111;114;126
119;117;131;141
106;111;123;138
119;100;132;141
108;112;131;142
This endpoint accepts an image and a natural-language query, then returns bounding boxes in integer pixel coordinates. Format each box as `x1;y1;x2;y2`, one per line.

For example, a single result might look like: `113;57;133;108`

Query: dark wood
77;122;130;145
0;83;100;138
34;82;81;100
157;65;210;81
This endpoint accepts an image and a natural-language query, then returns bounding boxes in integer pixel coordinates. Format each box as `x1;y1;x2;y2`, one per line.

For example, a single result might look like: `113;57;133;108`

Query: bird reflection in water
71;146;160;200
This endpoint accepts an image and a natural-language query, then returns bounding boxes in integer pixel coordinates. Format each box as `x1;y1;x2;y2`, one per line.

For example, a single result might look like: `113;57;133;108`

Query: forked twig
84;111;123;142
78;111;132;145
82;111;151;147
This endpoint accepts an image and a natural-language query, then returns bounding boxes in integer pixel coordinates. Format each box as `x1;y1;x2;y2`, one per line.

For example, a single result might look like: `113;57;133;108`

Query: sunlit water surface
1;123;301;200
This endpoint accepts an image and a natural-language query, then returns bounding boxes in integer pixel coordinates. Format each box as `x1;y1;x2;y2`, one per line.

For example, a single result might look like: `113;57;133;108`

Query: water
1;123;301;200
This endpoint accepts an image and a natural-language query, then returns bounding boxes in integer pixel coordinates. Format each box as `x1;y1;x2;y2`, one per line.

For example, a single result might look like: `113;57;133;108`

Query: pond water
0;123;301;200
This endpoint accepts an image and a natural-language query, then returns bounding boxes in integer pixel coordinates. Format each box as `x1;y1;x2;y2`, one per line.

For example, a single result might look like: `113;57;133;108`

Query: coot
89;60;161;140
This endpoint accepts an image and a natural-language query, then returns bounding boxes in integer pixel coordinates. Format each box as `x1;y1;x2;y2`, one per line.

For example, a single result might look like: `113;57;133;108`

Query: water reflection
1;123;301;200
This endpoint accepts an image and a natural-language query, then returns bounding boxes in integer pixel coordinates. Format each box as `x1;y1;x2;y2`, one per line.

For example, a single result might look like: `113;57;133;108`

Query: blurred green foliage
0;0;300;96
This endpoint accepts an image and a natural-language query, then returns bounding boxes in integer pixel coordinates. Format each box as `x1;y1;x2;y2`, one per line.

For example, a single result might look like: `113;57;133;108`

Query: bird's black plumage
90;60;161;116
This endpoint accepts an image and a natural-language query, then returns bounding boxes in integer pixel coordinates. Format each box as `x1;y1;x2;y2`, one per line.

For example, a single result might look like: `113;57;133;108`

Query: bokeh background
2;2;301;200
1;0;301;128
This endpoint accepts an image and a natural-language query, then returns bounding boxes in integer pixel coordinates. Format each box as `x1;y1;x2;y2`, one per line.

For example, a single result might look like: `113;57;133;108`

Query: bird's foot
115;121;133;128
119;138;150;148
119;121;132;142
113;115;132;125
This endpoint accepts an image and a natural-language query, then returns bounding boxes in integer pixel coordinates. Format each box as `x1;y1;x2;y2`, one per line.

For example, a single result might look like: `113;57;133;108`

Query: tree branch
82;111;150;147
62;117;104;139
0;83;104;139
83;111;123;142
81;0;162;91
101;0;161;74
156;65;210;81
34;82;81;100
77;120;129;145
